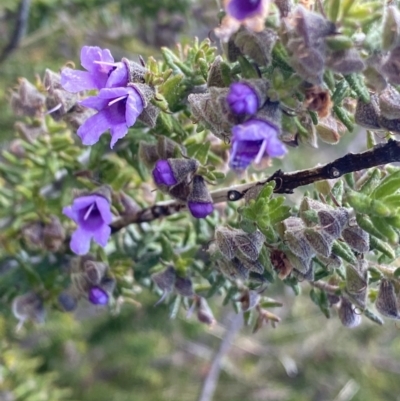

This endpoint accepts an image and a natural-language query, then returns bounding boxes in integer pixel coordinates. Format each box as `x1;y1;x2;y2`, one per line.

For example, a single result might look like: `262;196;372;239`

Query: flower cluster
285;6;364;84
282;197;368;277
61;46;158;148
141;137;214;219
58;256;115;310
211;226;266;281
189;79;287;171
355;86;400;134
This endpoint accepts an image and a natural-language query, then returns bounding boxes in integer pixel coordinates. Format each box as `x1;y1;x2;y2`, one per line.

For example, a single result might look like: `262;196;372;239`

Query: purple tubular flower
88;286;109;305
188;202;214;219
229;119;287;171
152;160;178;186
227;82;259;115
62;195;112;255
61;46;128;93
227;0;262;20
77;87;144;148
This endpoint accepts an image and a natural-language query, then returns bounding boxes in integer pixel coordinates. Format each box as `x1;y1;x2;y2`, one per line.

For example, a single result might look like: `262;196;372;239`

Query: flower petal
71;196;97;212
77;110;110;146
61;69;98;93
227;82;259;115
95;196;113;224
88;286;109;305
267;135;287;157
80;46;114;72
109;122;129;149
152;160;177;186
232;120;277;141
80;95;110;111
229;140;263;170
106;62;129;88
188;201;214;218
227;0;262;20
70;227;92;255
98;87;131;99
93;224;111;247
125;91;143;127
62;205;78;222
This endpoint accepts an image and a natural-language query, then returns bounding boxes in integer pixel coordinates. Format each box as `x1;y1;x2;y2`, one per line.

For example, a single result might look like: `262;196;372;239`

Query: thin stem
369;263;398;279
310;281;340;294
197;312;243;401
0;0;31;63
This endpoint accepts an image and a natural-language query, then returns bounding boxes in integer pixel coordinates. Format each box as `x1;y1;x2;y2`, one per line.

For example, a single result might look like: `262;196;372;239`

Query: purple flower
227;82;259;115
229;119;287;171
188;201;214;218
77;86;144;148
227;0;263;20
88;286;109;305
153;160;178;186
61;46;128;93
63;195;112;255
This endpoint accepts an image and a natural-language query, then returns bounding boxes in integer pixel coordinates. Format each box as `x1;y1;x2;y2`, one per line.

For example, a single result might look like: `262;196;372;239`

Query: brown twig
111;139;400;233
0;0;31;63
197;312;243;401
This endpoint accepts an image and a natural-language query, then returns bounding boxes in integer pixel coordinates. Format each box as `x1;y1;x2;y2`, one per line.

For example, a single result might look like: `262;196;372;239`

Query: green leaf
359;168;381;195
356;214;387;241
363;308;384;326
370;216;399;244
331;180;344;204
370;236;396;260
327;0;341;22
241;207;258;221
371;170;400;200
238;55;259;79
332;241;357;265
187;142;211;165
346;190;395;217
206;275;226;298
333;105;354;132
159;73;185;110
269;205;291;225
344;73;370;103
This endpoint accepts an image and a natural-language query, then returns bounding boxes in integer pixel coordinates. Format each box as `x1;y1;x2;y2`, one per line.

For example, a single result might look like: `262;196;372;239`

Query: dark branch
268;139;400;193
111;139;400;233
0;0;31;63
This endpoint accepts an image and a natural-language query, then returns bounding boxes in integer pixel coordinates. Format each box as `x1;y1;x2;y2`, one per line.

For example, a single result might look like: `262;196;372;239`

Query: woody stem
111;139;400;233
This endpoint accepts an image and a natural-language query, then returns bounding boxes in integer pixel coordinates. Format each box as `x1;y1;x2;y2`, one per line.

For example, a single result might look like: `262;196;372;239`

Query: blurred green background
1;1;400;401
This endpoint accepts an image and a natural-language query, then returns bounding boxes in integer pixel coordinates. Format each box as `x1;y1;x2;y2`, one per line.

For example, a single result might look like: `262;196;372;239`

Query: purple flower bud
187;176;214;219
227;0;263;20
229;119;287;171
61;46;128;93
188;201;214;218
152;160;178;186
88;286;109;305
63;194;112;255
227;82;259;115
153;158;199;188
